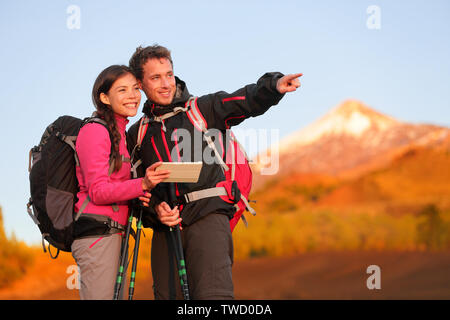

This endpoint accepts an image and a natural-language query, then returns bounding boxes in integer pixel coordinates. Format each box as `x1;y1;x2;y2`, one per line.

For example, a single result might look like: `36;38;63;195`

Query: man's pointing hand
276;73;303;94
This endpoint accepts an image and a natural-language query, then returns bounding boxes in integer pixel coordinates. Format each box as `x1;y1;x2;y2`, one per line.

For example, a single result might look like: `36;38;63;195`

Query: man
127;44;301;299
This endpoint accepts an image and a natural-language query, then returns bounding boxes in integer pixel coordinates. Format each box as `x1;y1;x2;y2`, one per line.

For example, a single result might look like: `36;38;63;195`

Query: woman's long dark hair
92;65;133;173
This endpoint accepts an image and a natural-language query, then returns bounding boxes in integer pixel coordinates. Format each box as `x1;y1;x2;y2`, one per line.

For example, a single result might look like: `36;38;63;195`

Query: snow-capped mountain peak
279;100;399;152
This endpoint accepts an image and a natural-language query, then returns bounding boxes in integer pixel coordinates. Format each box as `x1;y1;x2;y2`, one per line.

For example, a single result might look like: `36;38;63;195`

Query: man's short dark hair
129;44;173;81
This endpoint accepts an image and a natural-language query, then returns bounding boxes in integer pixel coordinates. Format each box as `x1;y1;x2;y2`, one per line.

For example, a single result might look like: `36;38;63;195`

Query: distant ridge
253;100;450;188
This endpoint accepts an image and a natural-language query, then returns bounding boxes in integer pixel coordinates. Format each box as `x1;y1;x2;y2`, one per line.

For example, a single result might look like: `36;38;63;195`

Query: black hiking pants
150;213;234;300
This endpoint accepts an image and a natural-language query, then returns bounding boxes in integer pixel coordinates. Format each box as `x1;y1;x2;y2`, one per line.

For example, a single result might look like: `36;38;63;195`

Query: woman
71;65;176;300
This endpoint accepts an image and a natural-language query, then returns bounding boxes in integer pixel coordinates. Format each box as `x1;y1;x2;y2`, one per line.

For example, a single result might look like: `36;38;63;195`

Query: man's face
140;57;176;106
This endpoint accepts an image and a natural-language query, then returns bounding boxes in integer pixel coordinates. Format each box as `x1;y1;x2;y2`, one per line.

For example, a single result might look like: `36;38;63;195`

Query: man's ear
99;92;110;105
138;80;143;90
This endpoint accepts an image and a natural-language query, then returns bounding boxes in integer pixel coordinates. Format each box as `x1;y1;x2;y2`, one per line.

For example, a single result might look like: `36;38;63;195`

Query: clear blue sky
1;0;449;245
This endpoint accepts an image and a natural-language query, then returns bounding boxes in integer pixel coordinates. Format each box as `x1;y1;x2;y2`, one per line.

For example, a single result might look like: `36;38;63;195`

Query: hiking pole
113;208;134;300
171;224;189;300
169;183;190;300
128;206;143;300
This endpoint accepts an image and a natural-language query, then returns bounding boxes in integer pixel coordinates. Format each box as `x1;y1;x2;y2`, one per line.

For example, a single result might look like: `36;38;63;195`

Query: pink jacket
74;114;144;226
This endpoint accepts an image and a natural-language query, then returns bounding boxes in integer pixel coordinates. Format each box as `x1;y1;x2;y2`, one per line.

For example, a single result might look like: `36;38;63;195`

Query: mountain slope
252;100;450;189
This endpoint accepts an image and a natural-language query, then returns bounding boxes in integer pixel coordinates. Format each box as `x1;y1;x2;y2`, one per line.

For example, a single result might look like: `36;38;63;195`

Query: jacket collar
114;113;129;132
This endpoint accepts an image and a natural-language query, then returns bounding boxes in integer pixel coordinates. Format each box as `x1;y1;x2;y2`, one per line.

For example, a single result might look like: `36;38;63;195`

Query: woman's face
100;72;141;118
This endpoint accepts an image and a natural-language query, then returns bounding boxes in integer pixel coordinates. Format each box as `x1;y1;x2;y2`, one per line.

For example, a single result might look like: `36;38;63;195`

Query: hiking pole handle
128;207;143;300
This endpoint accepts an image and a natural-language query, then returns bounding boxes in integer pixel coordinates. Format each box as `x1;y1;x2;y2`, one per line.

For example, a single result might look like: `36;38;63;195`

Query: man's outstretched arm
196;72;302;130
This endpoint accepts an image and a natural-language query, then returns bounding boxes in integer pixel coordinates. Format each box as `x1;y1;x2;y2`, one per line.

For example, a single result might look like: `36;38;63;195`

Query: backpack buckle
230;181;241;205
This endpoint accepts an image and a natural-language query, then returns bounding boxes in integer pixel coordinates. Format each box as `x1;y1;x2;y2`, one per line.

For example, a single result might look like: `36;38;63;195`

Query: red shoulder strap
186;97;208;131
137;115;150;147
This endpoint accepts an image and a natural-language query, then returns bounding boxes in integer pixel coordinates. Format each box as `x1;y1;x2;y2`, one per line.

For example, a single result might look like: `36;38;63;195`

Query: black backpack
27;115;111;258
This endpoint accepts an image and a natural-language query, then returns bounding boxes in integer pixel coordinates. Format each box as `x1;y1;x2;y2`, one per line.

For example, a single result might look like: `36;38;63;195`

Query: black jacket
127;73;285;229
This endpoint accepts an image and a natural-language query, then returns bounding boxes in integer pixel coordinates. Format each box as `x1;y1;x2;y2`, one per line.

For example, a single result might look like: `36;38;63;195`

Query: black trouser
151;213;234;300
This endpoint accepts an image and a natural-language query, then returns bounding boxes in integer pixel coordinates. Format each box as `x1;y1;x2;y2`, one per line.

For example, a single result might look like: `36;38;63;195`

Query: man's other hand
155;201;182;228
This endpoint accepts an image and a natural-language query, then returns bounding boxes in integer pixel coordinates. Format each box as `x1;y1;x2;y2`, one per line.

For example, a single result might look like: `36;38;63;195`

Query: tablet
155;162;203;183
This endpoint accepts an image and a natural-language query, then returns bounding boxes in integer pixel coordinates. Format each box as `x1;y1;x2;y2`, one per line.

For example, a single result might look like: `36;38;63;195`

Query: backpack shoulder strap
82;116;121;175
185;97;208;132
85;116;108;127
128;115;149;179
79;116;122;212
136;115;150;148
185;97;229;172
82;116;113;149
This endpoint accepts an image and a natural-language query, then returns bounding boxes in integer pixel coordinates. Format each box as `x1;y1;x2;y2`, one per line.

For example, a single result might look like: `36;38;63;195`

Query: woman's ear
99;92;110;105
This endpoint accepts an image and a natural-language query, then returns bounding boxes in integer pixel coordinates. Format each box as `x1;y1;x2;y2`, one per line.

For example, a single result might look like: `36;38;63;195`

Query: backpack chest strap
180;187;256;216
178;187;254;228
183;187;228;203
151;106;189;132
74;195;120;222
153;106;188;122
